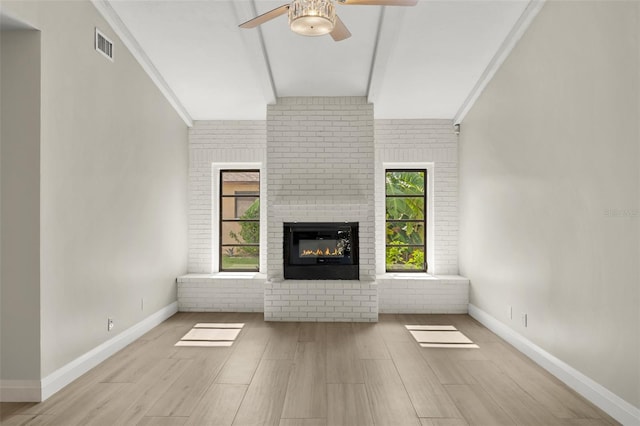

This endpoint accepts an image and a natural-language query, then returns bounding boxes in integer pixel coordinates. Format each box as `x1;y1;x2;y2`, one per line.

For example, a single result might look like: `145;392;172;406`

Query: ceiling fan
239;0;418;42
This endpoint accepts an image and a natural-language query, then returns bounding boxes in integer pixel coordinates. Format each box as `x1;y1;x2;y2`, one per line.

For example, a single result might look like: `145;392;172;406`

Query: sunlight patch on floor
175;323;245;347
406;324;479;349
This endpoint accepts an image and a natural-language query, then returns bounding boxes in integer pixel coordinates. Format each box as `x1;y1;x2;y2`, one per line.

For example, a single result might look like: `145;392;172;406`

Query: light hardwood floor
0;313;619;426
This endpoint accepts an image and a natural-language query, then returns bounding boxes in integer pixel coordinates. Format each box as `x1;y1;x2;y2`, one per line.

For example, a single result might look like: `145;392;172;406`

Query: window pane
221;171;259;195
221;246;259;271
221;221;259;245
385;171;425;195
386;197;424;220
221;197;259;220
386;221;425;246
386;246;425;271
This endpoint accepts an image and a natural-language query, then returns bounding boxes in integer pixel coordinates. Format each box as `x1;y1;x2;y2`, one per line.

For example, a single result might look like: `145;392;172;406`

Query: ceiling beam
366;7;407;105
453;0;546;125
91;0;193;127
231;0;278;105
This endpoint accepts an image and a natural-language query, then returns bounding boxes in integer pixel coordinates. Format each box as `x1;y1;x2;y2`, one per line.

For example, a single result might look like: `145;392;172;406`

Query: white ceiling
106;0;531;121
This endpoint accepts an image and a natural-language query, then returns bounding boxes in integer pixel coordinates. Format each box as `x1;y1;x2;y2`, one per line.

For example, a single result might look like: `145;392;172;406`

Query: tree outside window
385;169;427;272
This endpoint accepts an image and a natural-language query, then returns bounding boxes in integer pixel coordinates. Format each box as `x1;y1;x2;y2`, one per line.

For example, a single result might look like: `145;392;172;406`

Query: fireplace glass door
284;222;359;280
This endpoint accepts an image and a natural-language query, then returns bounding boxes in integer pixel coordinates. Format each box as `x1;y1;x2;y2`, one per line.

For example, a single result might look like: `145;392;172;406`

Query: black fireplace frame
284;222;359;280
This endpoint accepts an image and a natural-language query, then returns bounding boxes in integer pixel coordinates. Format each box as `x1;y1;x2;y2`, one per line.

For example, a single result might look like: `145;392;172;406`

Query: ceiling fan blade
239;4;290;29
338;0;418;5
330;15;351;41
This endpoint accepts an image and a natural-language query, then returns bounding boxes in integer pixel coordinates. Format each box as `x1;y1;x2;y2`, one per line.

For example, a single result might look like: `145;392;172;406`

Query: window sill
377;273;468;281
378;272;435;280
178;272;267;282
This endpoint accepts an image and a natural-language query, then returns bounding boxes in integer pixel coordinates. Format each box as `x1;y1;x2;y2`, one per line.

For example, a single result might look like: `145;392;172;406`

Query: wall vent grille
95;28;114;61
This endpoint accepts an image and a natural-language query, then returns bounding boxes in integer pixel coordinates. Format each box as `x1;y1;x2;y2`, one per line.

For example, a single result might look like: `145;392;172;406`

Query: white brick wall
177;275;264;312
264;97;377;321
267;97;376;282
188;121;266;273
265;280;377;322
181;103;466;317
375;119;459;275
378;276;469;314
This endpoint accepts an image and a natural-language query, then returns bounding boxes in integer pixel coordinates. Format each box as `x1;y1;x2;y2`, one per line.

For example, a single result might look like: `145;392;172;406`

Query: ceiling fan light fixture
289;0;336;36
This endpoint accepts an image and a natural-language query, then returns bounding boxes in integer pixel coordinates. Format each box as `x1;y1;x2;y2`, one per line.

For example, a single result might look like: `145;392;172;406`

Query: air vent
95;28;114;61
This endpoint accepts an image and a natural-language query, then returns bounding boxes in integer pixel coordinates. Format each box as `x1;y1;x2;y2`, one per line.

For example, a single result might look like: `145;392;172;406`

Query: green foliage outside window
385;170;427;271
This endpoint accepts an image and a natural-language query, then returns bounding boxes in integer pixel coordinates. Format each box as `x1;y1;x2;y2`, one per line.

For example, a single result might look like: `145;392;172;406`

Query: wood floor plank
0;414;52;426
232;359;293;426
42;382;126;425
420;350;478;385
298;322;326;343
461;360;563;425
326;323;364;384
327;383;374;426
112;357;193;425
263;323;300;360
146;349;228;417
362;359;420;426
420;418;469;426
479;342;603;420
0;403;35;420
558;419;616;426
281;342;327;419
184;384;247;426
513;369;603;420
352;323;391;359
215;327;270;384
376;317;416;345
136;416;188;426
446;315;501;343
444;384;515;426
386;341;462;418
279;419;327;426
7;313;618;426
84;358;186;425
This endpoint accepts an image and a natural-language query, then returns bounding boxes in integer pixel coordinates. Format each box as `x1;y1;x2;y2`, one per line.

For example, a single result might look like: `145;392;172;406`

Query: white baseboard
38;301;178;401
468;303;640;426
0;380;42;402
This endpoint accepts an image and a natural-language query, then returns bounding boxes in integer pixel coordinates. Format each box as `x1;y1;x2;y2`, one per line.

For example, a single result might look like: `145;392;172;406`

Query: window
385;169;427;272
220;170;260;271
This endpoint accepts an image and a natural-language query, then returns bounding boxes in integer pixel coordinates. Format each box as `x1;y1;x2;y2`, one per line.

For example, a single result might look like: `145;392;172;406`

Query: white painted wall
1;0;188;383
459;0;639;408
0;29;42;383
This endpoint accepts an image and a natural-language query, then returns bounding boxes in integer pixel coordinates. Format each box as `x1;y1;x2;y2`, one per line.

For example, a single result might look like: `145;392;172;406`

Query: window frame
384;168;428;273
219;169;261;272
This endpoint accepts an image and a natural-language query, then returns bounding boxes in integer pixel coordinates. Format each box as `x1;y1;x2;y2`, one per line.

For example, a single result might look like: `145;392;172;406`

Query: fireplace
284;222;359;280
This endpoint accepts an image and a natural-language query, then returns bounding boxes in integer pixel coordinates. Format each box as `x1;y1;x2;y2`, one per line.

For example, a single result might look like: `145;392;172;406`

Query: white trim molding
367;8;407;104
468;304;640;426
90;0;193;127
231;0;277;104
40;302;178;401
453;0;546;125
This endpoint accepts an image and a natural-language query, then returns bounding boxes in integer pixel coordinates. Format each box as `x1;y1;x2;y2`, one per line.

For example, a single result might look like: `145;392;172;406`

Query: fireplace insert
284;222;359;280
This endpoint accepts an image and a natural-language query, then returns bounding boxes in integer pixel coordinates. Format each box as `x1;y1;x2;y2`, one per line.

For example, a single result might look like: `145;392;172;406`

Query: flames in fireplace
301;247;343;257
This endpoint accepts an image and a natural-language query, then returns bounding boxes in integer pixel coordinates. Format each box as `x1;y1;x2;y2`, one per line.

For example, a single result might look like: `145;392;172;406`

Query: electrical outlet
107;318;114;332
521;313;528;327
141;298;144;311
508;306;512;320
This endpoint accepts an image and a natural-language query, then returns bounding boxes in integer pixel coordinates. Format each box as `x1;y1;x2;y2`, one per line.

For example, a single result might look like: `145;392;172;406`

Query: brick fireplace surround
178;97;468;321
